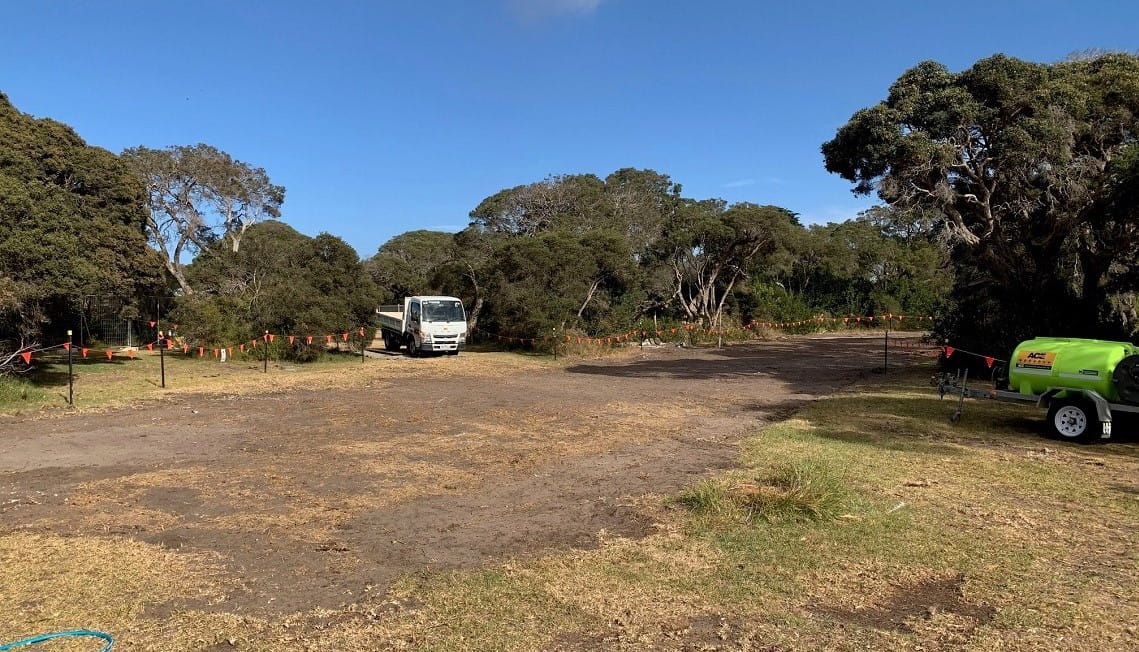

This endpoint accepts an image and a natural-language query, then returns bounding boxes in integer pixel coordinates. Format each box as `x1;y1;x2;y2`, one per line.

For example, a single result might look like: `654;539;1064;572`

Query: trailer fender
1038;388;1112;423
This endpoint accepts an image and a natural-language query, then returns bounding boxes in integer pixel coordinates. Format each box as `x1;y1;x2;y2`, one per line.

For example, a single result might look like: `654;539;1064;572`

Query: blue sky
2;1;1137;257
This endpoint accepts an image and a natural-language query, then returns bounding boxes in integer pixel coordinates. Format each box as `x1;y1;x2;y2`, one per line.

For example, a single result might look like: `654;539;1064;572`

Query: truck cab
377;296;467;356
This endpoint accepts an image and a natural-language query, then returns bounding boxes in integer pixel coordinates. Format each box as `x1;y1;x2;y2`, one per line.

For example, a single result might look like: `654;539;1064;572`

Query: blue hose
0;630;112;651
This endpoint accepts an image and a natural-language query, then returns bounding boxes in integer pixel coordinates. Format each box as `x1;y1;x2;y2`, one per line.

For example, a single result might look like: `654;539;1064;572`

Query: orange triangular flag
198;347;205;357
306;336;313;345
183;345;189;353
63;342;71;351
268;334;276;342
128;349;135;359
146;343;153;351
149;321;156;328
105;349;113;360
240;344;245;352
342;332;349;341
289;335;295;344
20;351;31;364
359;328;365;336
985;356;994;368
326;335;333;343
81;348;89;358
945;346;955;358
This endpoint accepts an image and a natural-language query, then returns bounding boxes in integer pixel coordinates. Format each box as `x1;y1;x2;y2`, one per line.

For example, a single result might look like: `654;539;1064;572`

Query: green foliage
373;167;951;344
824;52;1139;354
0;92;164;344
365;229;454;300
482;228;638;338
171;222;380;360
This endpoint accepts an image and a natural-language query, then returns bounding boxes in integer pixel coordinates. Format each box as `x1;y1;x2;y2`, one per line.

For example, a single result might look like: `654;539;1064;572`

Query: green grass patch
0;375;50;408
674;459;853;524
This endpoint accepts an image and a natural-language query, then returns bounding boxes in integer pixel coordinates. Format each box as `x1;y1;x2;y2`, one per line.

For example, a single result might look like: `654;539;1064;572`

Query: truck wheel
383;333;400;352
407;336;420;357
1046;398;1096;443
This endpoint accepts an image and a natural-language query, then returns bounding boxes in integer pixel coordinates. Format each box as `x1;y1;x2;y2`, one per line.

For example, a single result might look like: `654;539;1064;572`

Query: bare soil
0;336;924;616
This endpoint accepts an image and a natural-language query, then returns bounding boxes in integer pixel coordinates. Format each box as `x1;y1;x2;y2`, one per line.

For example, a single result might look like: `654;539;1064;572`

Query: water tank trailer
937;337;1139;443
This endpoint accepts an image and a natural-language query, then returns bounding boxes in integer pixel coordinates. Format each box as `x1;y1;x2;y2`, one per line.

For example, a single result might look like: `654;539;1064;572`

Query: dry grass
3;361;1138;650
0;349;558;416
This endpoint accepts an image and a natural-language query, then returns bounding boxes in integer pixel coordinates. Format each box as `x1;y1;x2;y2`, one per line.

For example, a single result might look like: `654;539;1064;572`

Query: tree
469;174;605;235
655;201;796;324
481;229;637;337
823;53;1139;351
600;168;683;258
0;92;164;353
172;222;379;358
123;144;285;295
365;230;454;300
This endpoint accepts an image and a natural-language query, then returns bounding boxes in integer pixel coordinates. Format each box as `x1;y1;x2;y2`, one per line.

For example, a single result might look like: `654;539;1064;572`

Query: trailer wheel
1046;398;1096;443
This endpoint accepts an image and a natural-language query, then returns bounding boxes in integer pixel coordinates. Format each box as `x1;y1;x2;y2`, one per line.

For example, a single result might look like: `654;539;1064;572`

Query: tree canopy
171;221;379;358
0;92;163;348
823;52;1139;353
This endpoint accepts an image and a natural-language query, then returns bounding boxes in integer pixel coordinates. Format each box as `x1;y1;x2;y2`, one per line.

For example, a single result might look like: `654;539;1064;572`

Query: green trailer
936;337;1139;443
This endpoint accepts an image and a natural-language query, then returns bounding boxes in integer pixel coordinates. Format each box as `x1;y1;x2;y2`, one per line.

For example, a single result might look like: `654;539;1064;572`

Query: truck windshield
422;300;465;323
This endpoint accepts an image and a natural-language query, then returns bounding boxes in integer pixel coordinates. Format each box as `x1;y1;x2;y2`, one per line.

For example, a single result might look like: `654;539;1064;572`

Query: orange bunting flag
105;349;113;360
146;343;153;351
289;335;295;344
81;348;89;358
127;349;135;360
251;339;257;348
213;349;220;358
149;321;156;328
359;328;365;337
198;347;205;357
306;336;313;345
63;342;71;351
944;346;955;358
268;334;276;342
341;332;349;341
325;335;333;343
20;351;32;364
985;356;995;368
182;345;189;354
240;344;245;352
173;324;179;330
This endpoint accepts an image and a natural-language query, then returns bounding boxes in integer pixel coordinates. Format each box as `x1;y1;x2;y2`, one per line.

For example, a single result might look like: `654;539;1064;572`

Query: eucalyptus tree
123;143;285;294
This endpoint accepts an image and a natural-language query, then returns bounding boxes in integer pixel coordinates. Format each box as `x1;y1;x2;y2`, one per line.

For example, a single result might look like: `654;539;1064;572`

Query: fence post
264;331;269;373
160;330;166;388
884;327;889;374
67;329;74;406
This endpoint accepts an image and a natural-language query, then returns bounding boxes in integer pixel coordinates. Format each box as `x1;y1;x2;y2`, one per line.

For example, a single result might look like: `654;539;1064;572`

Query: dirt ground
0;335;925;619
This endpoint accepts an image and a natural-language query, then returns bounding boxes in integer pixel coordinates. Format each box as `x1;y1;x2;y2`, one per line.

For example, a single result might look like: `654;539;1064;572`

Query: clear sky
2;1;1137;257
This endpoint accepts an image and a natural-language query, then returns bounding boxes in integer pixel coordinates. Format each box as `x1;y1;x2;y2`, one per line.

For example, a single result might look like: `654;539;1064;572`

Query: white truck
376;296;468;356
